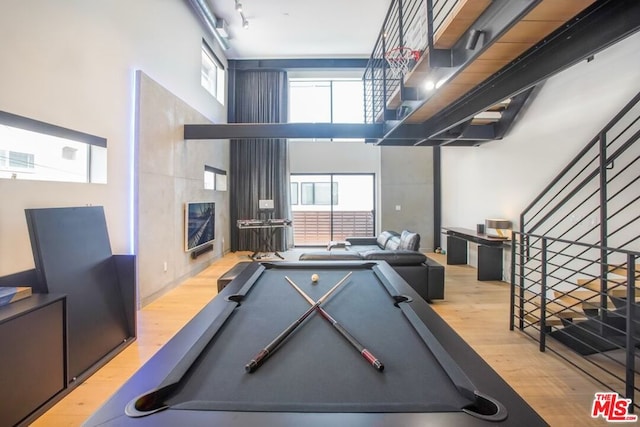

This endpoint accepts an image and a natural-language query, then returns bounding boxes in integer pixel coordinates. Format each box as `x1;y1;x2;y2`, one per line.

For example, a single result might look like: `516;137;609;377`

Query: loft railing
513;90;640;408
364;0;455;123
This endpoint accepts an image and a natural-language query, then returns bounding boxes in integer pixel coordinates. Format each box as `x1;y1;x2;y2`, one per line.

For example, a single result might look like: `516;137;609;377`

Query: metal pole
540;237;548;352
598;131;609;330
509;232;516;330
625;254;636;407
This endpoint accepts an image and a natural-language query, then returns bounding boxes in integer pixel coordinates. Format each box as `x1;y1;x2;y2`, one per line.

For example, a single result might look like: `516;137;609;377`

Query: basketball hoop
384;47;420;79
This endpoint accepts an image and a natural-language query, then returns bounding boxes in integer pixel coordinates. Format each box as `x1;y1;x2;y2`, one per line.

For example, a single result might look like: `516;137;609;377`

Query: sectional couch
299;230;445;302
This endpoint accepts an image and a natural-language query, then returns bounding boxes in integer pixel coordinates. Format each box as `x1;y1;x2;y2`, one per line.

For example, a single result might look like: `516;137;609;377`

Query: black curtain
230;70;292;252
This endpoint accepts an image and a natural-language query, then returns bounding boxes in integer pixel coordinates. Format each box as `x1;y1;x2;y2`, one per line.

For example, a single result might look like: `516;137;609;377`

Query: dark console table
443;227;509;281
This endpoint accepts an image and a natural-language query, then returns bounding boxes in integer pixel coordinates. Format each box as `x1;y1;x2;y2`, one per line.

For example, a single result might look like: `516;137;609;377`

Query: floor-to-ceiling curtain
230;70;292;252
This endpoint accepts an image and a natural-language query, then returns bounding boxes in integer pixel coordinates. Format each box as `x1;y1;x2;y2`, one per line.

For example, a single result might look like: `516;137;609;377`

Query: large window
289;79;364;126
0;112;107;183
201;41;225;105
291;174;375;245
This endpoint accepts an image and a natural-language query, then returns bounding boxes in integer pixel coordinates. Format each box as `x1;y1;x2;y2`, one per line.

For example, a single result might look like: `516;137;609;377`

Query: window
290;182;299;205
289;79;364;124
9;151;34;169
204;165;227;191
0;112;107;183
301;182;338;205
291;174;375;245
201;41;226;105
204;168;215;190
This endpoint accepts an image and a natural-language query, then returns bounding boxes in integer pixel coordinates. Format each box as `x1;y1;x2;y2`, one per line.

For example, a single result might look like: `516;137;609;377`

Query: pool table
84;261;547;426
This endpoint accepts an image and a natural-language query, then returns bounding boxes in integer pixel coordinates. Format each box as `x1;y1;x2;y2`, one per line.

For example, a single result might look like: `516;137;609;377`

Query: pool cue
285;276;384;372
245;271;352;373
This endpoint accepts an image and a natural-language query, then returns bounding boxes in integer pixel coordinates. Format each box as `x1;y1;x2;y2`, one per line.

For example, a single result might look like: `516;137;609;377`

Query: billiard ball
311;274;319;283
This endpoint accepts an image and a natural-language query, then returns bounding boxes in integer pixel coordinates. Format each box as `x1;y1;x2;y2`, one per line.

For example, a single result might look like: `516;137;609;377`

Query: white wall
441;31;640;235
0;1;226;276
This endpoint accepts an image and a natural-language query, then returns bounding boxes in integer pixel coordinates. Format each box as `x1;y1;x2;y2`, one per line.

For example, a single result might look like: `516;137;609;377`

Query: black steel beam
228;58;369;70
184;123;384;140
433;124;496;142
433;145;441;249
419;0;640;140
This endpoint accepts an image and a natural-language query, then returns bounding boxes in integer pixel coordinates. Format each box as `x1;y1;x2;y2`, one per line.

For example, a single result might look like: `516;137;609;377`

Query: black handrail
525;126;640;236
521;90;640;233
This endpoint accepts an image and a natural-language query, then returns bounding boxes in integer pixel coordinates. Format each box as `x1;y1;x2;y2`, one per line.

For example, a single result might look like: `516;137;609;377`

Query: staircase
511;90;640;408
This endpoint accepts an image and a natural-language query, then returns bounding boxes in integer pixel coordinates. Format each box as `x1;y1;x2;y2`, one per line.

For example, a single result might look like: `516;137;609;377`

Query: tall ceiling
206;0;390;59
190;0;640;146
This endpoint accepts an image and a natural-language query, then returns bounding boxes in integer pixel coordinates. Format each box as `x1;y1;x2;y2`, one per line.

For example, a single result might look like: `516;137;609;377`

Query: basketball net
384;47;419;79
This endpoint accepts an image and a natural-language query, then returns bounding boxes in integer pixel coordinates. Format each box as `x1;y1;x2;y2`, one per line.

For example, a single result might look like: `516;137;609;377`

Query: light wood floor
33;251;614;426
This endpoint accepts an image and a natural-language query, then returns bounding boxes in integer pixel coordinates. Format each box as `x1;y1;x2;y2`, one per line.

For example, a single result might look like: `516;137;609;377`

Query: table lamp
485;219;512;239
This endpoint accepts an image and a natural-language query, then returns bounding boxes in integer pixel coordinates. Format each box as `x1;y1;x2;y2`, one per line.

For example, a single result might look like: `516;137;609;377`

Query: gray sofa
299;230;445;302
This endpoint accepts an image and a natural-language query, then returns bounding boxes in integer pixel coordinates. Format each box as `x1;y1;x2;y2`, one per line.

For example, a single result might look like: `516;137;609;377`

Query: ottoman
217;261;252;292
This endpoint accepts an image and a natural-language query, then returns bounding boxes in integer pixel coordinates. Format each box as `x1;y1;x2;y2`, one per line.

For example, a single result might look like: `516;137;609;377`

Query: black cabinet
0;294;66;427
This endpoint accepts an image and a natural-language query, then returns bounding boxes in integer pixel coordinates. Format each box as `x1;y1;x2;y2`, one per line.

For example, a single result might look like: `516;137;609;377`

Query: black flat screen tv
185;201;215;252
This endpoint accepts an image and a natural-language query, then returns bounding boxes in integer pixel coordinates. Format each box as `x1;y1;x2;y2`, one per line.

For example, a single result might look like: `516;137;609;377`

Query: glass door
291;174;375;246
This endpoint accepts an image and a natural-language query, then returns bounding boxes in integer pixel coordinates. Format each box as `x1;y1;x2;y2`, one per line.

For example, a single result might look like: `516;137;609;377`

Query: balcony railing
292;210;374;246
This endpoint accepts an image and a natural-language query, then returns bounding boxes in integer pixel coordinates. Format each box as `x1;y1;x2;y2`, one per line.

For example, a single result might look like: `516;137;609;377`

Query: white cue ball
311;273;319;283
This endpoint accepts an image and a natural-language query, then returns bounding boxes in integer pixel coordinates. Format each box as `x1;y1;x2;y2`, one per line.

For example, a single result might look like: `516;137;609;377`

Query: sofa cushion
347;245;379;254
361;249;426;266
376;230;399;249
399;230;420;251
385;236;401;250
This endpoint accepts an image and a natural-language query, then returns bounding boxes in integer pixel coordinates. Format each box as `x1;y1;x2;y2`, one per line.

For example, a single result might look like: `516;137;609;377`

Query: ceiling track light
235;0;249;29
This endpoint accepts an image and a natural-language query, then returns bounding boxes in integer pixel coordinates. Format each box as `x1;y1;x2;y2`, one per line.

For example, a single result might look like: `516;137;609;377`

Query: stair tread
607;263;640;277
524;312;564;326
527;300;586;318
576;278;639;298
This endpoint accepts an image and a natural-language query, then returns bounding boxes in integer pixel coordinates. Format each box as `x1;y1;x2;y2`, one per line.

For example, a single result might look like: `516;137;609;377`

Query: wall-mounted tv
184;201;215;252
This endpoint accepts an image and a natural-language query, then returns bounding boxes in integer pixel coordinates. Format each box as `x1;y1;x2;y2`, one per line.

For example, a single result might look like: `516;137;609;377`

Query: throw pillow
399;230;420;251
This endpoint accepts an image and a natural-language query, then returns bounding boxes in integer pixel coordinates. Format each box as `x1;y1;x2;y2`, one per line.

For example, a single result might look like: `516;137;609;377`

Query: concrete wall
137;73;229;305
380;147;434;251
0;0;228;303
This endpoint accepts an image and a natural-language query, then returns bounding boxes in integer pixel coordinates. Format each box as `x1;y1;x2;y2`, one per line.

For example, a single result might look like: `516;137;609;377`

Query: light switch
395;205;401;211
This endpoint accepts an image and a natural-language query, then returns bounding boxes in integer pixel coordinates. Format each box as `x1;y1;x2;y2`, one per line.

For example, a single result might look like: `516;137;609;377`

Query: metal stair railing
511;232;640;409
520;90;640;242
512;90;640;408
